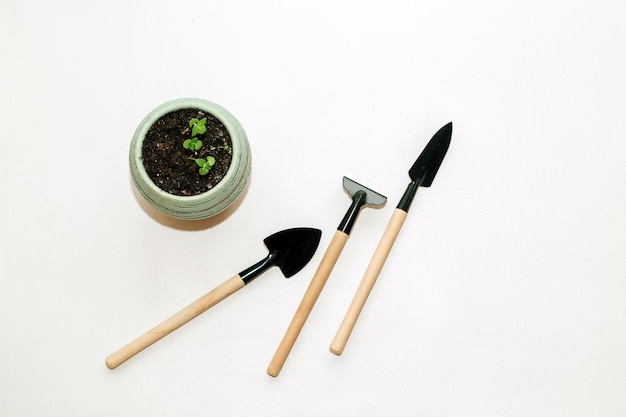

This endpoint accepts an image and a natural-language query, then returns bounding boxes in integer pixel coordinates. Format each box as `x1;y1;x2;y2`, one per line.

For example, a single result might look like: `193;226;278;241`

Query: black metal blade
396;122;452;212
264;228;322;278
239;228;322;285
409;122;452;187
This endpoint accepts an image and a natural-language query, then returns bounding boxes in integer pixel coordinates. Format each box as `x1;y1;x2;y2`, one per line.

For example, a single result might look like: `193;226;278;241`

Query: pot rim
130;97;247;205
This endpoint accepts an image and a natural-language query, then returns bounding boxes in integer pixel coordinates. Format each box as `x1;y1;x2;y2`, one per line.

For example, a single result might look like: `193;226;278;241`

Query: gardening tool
330;122;453;356
267;177;386;376
105;227;322;369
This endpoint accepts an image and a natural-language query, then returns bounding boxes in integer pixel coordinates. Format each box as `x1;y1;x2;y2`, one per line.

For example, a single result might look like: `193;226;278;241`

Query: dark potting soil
141;108;233;196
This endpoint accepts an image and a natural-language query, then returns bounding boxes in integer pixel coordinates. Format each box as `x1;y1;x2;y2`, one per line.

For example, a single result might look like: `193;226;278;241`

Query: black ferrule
337;190;367;235
239;252;280;285
396;181;419;212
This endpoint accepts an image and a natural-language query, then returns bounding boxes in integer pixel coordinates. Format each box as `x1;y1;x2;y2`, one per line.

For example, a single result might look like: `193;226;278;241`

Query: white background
1;1;625;416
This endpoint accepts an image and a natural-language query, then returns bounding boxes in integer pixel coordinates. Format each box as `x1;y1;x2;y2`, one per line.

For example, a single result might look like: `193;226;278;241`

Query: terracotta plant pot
130;98;251;220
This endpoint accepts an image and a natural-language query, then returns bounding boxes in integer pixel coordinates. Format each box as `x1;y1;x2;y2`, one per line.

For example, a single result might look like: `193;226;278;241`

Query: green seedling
183;137;203;151
218;145;231;151
189;117;207;137
194;156;216;176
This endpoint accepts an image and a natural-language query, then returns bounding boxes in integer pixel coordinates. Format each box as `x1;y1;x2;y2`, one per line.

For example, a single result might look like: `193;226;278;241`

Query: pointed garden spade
105;227;321;369
330;122;453;356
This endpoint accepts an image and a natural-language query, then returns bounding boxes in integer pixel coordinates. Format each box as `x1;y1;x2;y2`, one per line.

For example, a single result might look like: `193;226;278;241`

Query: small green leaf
189;118;199;127
195;158;206;167
183;139;192;149
199;118;208;135
194;139;203;150
199;167;209;176
206;156;216;166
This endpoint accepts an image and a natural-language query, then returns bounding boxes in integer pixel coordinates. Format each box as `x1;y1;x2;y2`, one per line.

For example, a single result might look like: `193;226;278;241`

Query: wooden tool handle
106;274;245;369
267;230;349;377
330;208;407;356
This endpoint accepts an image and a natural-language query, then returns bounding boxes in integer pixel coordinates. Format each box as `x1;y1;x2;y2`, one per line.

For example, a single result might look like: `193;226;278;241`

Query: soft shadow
130;175;252;231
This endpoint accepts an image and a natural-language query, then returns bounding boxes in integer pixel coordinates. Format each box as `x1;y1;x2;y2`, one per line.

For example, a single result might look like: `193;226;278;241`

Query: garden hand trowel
330;122;453;356
106;227;321;369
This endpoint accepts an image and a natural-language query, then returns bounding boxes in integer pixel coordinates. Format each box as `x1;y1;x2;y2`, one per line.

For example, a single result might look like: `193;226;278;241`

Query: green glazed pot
130;98;251;220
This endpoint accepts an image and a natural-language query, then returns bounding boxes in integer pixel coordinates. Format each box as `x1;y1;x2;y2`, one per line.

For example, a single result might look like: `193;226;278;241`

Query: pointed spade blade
409;122;452;187
263;228;322;278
